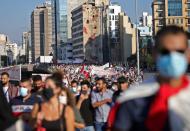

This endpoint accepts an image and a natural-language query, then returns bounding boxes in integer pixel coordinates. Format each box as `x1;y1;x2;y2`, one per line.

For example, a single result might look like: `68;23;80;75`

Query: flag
80;65;90;79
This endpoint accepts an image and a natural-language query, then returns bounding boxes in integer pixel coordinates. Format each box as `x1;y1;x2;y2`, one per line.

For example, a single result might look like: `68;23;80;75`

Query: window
110;9;114;14
181;19;183;24
176;19;179;24
112;16;114;20
115;15;119;20
168;0;182;16
168;19;171;24
173;19;175;24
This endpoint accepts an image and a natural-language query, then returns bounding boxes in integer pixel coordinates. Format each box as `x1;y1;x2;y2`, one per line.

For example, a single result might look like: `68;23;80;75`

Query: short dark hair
1;72;9;77
155;25;188;48
117;76;128;84
96;77;107;84
20;78;31;83
71;80;78;85
32;75;42;82
81;80;90;88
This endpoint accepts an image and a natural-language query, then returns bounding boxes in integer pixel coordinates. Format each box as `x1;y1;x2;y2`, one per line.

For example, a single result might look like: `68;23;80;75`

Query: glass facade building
168;0;182;16
52;0;68;44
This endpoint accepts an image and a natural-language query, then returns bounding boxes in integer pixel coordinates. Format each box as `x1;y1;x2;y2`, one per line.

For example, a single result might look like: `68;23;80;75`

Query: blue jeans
79;126;95;131
94;122;107;131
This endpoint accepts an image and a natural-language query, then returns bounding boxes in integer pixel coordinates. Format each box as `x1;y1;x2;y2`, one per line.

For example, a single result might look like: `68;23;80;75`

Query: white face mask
72;87;77;92
59;96;67;105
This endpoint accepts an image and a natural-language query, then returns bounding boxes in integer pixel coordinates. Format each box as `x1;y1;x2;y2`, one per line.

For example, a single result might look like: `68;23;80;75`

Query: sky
0;0;152;43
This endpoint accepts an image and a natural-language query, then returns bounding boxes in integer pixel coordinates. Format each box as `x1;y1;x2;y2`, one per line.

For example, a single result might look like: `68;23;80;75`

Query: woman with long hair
31;72;75;131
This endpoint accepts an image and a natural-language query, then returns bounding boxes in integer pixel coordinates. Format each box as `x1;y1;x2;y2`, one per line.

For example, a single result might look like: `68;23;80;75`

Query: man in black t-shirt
112;76;129;103
76;80;94;131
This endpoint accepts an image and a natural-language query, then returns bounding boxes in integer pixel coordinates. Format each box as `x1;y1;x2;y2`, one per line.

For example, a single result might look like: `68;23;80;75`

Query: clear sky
0;0;152;43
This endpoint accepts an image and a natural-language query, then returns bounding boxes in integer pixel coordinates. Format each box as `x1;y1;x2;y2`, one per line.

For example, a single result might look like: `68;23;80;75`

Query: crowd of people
1;25;190;131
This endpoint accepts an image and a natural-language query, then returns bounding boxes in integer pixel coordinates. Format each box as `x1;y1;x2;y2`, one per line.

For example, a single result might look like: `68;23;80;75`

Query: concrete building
140;12;152;27
152;0;190;36
119;12;137;64
22;31;32;63
72;2;103;63
0;34;8;44
109;3;122;63
71;0;110;64
31;2;53;63
5;43;18;65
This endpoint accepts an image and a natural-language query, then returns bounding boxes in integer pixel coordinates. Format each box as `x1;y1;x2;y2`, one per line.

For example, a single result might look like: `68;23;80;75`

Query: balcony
157;8;163;12
157;23;164;27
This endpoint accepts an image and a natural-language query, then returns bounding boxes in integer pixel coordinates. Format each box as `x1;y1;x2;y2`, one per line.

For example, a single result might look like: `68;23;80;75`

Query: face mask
156;52;188;78
59;96;67;105
71;87;77;92
112;86;117;91
43;88;54;100
19;87;28;97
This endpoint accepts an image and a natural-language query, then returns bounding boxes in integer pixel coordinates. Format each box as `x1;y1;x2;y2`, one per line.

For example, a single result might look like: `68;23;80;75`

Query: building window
110;9;114;14
173;19;175;24
112;16;114;20
168;19;171;24
168;0;182;16
181;19;183;24
115;15;119;20
176;19;179;24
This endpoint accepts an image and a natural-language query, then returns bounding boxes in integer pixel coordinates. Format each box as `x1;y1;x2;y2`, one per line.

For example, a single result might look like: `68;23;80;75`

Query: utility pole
54;0;58;64
135;0;140;76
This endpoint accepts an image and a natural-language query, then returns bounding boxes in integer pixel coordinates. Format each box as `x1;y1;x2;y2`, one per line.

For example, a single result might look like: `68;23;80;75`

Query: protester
31;73;75;131
0;81;18;130
112;76;129;103
1;72;18;103
10;77;41;124
58;87;85;130
32;75;45;93
70;80;79;96
76;80;94;131
91;77;113;131
113;25;190;131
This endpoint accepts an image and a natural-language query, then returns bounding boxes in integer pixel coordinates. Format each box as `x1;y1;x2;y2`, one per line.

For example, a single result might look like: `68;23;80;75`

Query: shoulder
117;82;159;104
65;106;74;117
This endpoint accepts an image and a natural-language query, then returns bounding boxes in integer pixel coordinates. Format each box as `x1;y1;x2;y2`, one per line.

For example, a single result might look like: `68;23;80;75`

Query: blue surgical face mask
19;87;28;97
156;52;188;78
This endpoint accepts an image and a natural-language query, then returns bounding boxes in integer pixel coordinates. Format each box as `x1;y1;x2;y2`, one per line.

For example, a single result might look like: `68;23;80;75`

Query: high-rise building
109;3;122;63
119;12;137;64
72;2;103;63
22;31;32;63
152;0;190;36
51;0;87;44
31;2;53;63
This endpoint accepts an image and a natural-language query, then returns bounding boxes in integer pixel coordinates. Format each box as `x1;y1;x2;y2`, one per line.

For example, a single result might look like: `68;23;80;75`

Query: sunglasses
159;49;186;55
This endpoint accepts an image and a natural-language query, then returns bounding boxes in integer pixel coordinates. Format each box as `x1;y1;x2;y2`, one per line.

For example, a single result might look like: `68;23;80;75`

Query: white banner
12;105;33;113
0;65;21;81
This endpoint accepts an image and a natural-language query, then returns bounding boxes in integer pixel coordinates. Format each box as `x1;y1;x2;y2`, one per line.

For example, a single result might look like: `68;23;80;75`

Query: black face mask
43;88;54;100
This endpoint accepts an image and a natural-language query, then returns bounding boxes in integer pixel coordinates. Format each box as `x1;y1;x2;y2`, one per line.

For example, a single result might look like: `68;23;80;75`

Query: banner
91;64;117;77
0;65;21;81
